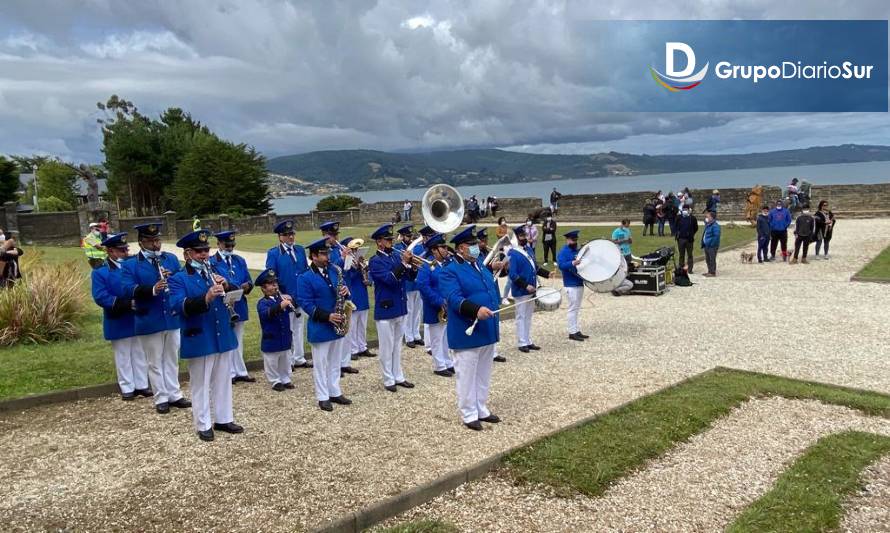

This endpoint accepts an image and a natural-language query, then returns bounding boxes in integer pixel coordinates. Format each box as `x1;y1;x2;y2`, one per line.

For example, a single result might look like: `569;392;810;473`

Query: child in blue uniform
255;269;295;392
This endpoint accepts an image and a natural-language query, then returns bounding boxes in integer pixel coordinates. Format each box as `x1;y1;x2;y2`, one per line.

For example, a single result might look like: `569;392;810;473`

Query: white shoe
824;254;830;260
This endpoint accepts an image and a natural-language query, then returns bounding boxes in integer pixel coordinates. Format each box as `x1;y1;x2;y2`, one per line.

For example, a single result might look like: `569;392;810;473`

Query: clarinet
154;255;171;294
204;260;239;325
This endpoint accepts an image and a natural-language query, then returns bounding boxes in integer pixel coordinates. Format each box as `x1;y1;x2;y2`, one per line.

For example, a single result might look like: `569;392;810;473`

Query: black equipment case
628;265;667;295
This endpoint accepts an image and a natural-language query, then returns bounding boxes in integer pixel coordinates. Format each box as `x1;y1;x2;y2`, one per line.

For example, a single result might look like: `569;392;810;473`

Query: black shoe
351;353;360;361
479;414;501;423
283;382;295;389
384;385;398;392
446;367;455;374
361;350;377;358
169;398;192;409
155;402;170;414
134;388;154;398
121;391;136;401
433;369;453;378
569;333;585;341
464;420;483;431
341;366;359;374
426;349;432;356
292;361;313;369
405;340;417;348
272;382;285;392
233;375;256;383
197;429;214;442
318;400;333;411
518;346;531;353
213;422;244;434
493;355;507;363
611;290;620;297
577;332;590;339
396;380;415;389
330;395;352;405
528;344;541;351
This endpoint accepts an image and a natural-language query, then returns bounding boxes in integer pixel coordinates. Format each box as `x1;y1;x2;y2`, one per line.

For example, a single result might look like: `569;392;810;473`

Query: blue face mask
189;259;206;271
220;250;233;258
468;244;481;259
143;249;159;259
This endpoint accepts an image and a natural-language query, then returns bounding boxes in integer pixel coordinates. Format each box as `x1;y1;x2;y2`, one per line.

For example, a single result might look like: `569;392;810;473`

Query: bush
39;195;74;212
317;194;361;212
0;255;86;345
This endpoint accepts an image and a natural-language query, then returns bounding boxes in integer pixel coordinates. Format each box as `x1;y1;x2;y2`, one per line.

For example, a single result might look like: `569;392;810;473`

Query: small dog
740;251;754;263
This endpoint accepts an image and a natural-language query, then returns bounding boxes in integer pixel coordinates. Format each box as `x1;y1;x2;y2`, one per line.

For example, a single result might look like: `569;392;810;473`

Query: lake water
271;160;890;214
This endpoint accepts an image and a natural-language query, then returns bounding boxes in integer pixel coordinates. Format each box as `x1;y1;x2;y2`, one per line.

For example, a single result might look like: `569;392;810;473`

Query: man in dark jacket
674;208;699;274
756;205;771;263
642;200;656;236
705;190;721;217
791;208;816;264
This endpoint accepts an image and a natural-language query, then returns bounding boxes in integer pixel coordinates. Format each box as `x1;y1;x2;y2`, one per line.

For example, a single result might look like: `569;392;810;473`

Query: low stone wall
17;211;82;245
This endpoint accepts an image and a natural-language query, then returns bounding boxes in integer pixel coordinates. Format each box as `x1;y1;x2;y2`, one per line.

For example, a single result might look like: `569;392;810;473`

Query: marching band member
415;232;454;378
168;230;243;442
439;226;501;431
255;269;295;392
369;224;416;392
320;221;343;267
557;230;589;342
476;228;507;363
91;232;152;401
122;222;190;414
341;236;375;361
297;238;353;411
394;224;422;348
265;220;312;369
416;225;436;355
210;231;256;383
508;224;552;353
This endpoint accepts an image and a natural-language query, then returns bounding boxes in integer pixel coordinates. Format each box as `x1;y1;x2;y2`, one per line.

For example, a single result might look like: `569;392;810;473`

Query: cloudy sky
0;0;888;163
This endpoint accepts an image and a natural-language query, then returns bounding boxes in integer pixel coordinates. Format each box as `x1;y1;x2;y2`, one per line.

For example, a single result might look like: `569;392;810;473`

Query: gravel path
841;456;890;533
2;219;889;531
381;397;890;532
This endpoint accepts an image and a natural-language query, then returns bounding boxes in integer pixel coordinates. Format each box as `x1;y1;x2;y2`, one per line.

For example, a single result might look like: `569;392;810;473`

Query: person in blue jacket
768;199;793;262
756;205;771;263
394;224;423;348
265;219;312;369
508;225;552;353
320;220;343;268
91;232;152;401
369;223;417;392
340;236;375;363
475;228;506;363
210;231;255;384
439;226;501;431
416;225;436;355
416;232;455;378
122;222;190;415
297;238;353;411
701;211;722;277
167;230;243;442
557;230;589;342
255;269;295;392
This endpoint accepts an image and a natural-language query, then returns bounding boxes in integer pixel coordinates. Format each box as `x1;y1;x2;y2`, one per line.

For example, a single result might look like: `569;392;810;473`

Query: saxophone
331;264;356;337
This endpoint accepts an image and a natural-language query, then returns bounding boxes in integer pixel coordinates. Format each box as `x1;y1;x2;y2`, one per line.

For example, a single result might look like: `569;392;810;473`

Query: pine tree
0;156;20;204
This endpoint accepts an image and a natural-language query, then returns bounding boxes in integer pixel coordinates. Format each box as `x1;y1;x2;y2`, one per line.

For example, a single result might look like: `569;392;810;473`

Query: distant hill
266;144;890;192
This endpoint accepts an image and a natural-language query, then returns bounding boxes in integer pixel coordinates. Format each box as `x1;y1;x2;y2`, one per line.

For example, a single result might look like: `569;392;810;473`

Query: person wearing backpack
791;208;816;264
756;205;771;263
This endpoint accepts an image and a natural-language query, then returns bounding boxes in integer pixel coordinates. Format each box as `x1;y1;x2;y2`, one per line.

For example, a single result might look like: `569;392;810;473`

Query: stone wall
17;211;82;245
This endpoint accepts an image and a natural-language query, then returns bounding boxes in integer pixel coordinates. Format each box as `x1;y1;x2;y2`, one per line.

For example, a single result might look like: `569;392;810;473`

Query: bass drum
534;287;562;311
577;240;628;293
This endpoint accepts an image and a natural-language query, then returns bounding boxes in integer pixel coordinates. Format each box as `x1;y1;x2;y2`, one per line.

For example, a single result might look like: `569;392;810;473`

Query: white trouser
514;294;534;347
312;338;345;401
454;344;495;423
349;309;369;355
187;351;234;432
429;322;452;371
139;329;183;405
339;329;353;367
423;324;431;351
111;337;149;394
615;278;633;294
262;350;292;386
565;286;584;334
230;321;248;378
403;291;422;342
377;317;406;386
500;278;511;300
289;309;307;365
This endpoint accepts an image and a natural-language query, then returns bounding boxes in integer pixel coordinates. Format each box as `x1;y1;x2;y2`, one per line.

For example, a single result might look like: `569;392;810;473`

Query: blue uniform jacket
416;258;450;325
256;295;293;353
122;251;182;335
91;258;137;341
557;245;584;288
329;245;343;268
296;264;348;344
167;265;238;359
210;251;251;322
265;243;308;300
439;256;500;350
344;264;370;311
508;245;545;297
369;249;416;321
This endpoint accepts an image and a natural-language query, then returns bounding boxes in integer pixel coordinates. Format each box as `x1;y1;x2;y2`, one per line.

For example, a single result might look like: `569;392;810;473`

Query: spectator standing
666;192;679;236
756;205;771;263
611;219;633;265
813;200;836;260
682;187;694;210
642;200;656;236
541;214;557;265
0;231;23;287
655;201;666;236
82;222;107;269
489;196;499;218
496;216;509;239
768;200;792;261
791;208;816;264
549;188;562;216
674;207;699;274
402;201;412;222
705;190;721;217
526;219;538;255
701;211;721;277
787;179;800;210
656;190;666;204
97;217;110;240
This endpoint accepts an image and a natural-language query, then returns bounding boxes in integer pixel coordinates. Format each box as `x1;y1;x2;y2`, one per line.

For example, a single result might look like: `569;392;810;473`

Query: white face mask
546;217;553;221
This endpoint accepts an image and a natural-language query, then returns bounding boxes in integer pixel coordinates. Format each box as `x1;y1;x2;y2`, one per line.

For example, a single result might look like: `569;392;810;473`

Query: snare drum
577;240;628;293
534;288;562;311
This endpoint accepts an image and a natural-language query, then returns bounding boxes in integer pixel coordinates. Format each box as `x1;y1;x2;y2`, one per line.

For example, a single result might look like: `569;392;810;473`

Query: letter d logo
650;42;709;92
666;42;695;77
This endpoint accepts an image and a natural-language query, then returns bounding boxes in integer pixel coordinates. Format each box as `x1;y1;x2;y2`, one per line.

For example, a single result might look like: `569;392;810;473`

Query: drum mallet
464;289;561;336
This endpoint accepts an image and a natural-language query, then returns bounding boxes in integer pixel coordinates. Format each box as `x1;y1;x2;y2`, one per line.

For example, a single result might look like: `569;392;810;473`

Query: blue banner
579;20;887;112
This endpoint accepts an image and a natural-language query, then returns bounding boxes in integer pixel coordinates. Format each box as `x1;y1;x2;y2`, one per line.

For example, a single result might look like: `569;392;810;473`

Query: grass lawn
854;244;890;280
234;224;381;253
377;520;458;533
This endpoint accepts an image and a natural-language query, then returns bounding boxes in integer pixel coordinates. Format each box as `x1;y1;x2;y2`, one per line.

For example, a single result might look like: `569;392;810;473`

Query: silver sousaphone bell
422;184;464;234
